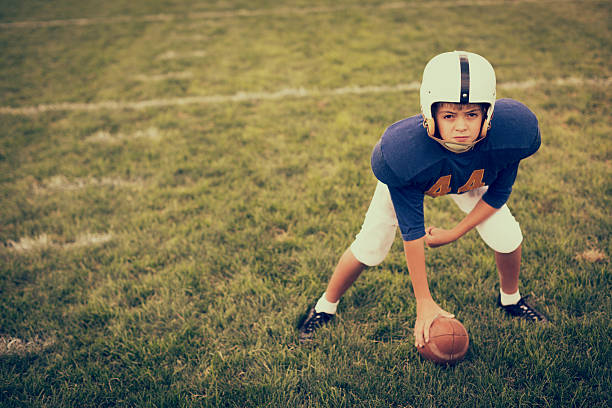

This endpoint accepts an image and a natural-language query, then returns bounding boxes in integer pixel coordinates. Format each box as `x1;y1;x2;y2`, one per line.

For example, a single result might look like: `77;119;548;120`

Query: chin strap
427;134;477;153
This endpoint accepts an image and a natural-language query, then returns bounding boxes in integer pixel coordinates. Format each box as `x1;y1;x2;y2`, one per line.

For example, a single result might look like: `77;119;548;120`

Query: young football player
298;51;548;347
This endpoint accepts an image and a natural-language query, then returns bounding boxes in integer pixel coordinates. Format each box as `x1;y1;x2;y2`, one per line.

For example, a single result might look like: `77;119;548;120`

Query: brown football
417;316;469;364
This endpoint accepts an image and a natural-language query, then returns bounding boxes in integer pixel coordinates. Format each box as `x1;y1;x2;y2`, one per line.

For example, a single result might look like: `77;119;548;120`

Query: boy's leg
324;181;398;302
495;244;521;298
348;181;398;267
324;248;366;303
450;188;547;322
299;181;398;340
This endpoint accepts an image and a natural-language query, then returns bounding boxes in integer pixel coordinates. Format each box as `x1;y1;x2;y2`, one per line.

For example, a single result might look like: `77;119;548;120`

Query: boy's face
434;103;485;146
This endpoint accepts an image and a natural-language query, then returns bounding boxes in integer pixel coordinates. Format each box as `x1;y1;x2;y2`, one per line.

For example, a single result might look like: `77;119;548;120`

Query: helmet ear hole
424;118;436;137
481;117;492;138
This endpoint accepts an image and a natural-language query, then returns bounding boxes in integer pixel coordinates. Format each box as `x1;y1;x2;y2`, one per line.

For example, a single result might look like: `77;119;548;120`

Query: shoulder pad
485;99;540;154
371;114;441;186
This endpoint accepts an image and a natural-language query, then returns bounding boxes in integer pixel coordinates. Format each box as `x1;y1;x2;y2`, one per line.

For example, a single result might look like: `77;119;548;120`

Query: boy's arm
426;159;525;248
425;198;498;248
404;237;454;348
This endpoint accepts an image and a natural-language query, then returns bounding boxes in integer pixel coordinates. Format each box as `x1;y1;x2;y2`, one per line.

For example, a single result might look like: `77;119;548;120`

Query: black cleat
298;306;334;341
497;295;549;323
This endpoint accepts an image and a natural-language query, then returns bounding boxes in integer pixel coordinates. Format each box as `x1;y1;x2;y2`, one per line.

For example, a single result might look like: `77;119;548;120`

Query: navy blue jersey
371;98;541;241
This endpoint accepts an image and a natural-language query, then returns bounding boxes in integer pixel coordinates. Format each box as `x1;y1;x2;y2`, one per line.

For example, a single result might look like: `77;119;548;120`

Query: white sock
500;288;521;306
314;292;339;314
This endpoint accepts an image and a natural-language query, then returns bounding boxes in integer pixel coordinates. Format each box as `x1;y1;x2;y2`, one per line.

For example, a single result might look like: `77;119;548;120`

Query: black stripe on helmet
459;54;470;104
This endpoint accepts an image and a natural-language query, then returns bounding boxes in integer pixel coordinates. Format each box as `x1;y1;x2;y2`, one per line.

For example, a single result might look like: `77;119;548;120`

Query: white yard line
133;72;194;81
0;77;609;115
4;232;113;252
156;51;207;60
0;335;55;356
85;127;164;143
33;175;145;193
0;0;594;29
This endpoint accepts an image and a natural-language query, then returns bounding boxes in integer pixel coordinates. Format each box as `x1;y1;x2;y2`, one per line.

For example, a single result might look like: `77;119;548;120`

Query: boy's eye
443;114;454;119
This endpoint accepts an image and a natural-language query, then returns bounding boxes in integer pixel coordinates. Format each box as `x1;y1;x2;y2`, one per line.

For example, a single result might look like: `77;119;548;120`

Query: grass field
1;0;611;406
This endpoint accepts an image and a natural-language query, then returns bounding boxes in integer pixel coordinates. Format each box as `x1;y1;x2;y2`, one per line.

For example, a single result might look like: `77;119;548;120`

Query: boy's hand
414;298;454;348
425;227;458;248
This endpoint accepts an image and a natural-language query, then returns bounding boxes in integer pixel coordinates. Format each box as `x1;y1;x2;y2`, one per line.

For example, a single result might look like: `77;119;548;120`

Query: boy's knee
476;206;523;253
349;246;387;267
480;226;523;253
350;225;396;266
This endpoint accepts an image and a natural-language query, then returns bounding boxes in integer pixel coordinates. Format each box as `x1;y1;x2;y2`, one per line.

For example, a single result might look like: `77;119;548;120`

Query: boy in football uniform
298;51;548;347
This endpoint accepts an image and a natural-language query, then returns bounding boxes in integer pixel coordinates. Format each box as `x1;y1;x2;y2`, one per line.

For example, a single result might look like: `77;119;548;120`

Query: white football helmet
420;51;496;153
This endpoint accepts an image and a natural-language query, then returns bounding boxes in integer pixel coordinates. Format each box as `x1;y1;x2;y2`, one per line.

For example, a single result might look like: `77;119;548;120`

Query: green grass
1;0;611;406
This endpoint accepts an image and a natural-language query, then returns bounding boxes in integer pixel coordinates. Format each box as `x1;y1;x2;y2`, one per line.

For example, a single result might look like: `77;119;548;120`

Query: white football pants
349;181;523;266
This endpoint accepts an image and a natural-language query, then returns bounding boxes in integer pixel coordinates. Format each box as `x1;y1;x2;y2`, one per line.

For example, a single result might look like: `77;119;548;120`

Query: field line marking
156;51;207;60
0;335;55;356
0;0;598;29
4;232;113;252
33;175;145;193
0;77;609;115
133;71;193;81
